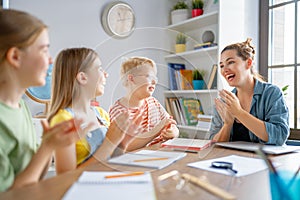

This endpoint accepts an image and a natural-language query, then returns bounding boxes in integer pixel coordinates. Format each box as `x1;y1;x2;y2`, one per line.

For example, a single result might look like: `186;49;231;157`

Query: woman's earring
128;74;134;82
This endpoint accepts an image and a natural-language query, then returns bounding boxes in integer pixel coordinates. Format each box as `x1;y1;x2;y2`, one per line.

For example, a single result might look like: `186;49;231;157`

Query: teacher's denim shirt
209;79;289;146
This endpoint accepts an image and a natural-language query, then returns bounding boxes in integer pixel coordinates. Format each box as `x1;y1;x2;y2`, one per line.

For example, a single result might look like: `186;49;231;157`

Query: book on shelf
206;64;218;89
167;97;185;125
179;69;193;90
174;70;182;90
175;98;186;125
108;150;186;169
194;42;217;50
196;114;213;129
161;138;213;152
167;63;185;90
181;98;204;126
63;171;156;200
164;98;172;116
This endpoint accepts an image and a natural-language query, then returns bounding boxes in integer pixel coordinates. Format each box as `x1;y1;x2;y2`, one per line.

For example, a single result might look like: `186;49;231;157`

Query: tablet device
216;141;300;155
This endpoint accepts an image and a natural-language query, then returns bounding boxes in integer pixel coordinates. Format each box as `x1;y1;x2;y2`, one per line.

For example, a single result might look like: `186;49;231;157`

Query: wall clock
101;1;135;38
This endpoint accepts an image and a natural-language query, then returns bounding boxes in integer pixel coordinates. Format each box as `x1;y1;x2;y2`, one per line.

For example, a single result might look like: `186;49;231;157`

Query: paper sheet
108;150;186;169
63;171;156;200
188;155;280;177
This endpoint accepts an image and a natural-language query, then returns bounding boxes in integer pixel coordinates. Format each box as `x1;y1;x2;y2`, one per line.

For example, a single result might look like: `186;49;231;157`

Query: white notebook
108;150;186;169
63;171;156;200
216;141;300;155
161;138;212;152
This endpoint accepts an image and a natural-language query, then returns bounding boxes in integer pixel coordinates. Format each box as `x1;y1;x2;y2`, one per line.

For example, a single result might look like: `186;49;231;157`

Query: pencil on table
181;173;236;200
105;171;144;179
133;157;169;162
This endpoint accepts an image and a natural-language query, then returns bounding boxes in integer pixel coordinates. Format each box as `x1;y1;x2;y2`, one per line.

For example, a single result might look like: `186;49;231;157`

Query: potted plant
282;85;289;97
192;0;204;17
175;33;187;53
192;69;206;89
171;1;189;24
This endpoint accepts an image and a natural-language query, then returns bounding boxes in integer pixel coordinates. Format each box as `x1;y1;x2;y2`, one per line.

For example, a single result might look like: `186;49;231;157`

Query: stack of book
168;63;194;90
194;42;217;50
167;63;217;90
165;97;204;126
161;138;213;152
197;114;213;129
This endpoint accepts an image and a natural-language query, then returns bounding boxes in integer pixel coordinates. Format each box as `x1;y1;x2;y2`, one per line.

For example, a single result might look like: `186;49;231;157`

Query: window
260;0;299;139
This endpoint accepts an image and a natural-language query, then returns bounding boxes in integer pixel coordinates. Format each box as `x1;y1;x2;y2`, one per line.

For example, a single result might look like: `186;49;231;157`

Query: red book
161;138;213;152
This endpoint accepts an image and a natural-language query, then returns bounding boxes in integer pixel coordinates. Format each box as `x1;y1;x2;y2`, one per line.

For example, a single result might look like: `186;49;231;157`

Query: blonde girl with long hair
48;48;141;174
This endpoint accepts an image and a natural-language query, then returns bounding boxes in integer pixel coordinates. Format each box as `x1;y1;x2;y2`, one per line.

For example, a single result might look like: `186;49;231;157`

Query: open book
108;150;186;169
63;171;156;200
161;138;213;152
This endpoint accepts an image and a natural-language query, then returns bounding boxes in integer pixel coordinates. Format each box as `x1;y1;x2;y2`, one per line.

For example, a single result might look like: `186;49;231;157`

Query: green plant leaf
192;0;204;9
173;1;188;10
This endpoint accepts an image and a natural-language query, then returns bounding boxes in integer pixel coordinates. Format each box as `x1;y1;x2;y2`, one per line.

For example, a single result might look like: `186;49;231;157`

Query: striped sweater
109;97;170;145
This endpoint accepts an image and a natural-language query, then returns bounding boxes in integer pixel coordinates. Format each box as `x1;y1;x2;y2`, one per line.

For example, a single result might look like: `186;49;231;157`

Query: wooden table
1;145;300;200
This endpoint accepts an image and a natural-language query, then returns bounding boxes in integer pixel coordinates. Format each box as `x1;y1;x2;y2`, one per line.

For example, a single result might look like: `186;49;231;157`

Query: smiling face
86;57;108;98
220;49;252;87
131;63;158;99
19;29;52;88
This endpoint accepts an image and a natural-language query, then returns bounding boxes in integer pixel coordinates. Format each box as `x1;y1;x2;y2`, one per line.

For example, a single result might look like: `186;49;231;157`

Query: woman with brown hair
209;38;289;146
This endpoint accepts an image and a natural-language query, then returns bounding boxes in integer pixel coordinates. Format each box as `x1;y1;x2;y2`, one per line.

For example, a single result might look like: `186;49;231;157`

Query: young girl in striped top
109;57;179;151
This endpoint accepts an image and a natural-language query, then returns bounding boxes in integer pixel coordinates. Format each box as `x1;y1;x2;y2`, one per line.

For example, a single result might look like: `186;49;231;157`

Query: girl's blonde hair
48;48;99;121
0;9;47;64
221;38;265;82
121;56;156;86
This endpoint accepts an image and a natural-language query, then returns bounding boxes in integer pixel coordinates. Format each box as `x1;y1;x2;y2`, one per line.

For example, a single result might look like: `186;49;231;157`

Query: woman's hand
215;96;234;125
219;89;243;117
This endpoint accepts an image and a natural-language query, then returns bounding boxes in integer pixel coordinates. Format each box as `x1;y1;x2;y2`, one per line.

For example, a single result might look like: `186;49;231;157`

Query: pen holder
269;171;300;200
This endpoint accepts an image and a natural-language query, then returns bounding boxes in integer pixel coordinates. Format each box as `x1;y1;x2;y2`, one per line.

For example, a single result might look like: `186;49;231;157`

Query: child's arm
124;118;177;151
78;111;143;165
10;119;93;190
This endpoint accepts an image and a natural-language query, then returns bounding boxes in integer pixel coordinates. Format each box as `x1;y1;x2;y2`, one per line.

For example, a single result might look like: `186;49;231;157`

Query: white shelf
167;11;218;32
164;89;218;95
164;46;218;59
165;10;219;139
177;125;209;132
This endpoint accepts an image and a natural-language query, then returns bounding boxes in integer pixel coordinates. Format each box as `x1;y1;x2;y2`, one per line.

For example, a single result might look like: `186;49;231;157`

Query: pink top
109;97;170;145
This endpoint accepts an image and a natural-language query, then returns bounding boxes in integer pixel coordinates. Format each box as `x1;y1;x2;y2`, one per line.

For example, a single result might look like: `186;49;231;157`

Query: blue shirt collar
231;78;264;108
231;78;263;95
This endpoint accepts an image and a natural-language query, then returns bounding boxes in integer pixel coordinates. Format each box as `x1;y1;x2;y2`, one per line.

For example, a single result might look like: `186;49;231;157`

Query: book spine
167;63;185;90
207;64;217;89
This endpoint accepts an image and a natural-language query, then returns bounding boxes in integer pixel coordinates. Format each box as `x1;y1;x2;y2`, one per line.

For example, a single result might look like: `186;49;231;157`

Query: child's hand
147;119;179;146
153;118;179;141
41;118;94;149
107;111;143;148
151;118;177;135
161;122;179;140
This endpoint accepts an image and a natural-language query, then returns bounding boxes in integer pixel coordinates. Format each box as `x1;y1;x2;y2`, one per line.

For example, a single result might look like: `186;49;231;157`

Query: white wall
218;0;259;91
10;0;174;114
10;0;260;115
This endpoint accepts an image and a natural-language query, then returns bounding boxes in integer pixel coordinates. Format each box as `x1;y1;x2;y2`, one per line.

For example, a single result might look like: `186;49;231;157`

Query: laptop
216;141;300;155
